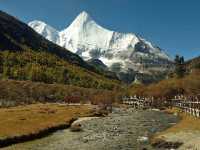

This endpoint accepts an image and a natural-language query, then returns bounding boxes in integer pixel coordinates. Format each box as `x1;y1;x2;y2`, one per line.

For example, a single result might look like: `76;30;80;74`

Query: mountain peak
71;11;93;26
29;11;172;81
78;11;91;19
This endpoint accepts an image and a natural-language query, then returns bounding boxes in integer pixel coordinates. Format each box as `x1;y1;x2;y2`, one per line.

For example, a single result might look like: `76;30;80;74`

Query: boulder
70;122;82;132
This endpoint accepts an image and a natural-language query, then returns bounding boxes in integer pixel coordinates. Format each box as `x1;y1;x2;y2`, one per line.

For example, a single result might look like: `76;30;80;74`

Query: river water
3;108;179;150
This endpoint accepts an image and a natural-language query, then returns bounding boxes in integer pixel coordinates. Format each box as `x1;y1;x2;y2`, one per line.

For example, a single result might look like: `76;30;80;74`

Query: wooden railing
122;96;155;109
169;98;200;118
122;95;200;118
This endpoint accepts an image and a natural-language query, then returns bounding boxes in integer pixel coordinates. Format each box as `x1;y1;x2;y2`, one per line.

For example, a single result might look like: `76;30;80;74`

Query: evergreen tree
62;68;69;84
0;54;3;73
175;55;186;78
2;66;11;79
29;64;44;82
44;68;55;84
17;67;26;80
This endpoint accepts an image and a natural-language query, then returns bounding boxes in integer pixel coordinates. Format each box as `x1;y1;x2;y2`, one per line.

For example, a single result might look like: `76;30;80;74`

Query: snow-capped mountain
28;20;60;44
29;11;172;83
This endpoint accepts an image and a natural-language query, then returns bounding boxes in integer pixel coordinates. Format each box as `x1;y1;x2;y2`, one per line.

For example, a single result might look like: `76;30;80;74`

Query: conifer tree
175;55;186;78
0;54;3;73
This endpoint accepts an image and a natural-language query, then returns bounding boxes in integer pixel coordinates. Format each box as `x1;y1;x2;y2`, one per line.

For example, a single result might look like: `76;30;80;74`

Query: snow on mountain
28;20;60;44
28;11;172;76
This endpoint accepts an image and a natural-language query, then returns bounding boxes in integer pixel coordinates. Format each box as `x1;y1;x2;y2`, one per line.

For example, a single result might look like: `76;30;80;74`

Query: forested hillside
0;50;120;90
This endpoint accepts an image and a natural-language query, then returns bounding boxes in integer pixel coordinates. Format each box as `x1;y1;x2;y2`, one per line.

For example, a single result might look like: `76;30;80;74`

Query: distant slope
186;56;200;71
87;59;118;79
0;10;118;80
87;59;108;71
129;69;200;98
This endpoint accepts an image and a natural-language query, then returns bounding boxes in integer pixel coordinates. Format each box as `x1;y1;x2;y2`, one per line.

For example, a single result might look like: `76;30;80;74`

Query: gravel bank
3;108;179;150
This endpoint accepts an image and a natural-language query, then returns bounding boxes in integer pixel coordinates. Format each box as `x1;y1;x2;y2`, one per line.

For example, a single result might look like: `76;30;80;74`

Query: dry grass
162;108;200;133
0;103;94;139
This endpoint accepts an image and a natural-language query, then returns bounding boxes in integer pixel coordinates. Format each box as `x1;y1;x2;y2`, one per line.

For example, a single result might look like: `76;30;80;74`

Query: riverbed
3;107;179;150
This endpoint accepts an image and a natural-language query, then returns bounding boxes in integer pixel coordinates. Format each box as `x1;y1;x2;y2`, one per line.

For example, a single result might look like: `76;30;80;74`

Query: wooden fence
122;96;155;109
169;96;200;118
123;95;200;118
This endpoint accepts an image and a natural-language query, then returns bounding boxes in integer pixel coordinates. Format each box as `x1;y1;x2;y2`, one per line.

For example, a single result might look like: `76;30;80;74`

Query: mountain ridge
29;11;171;70
29;11;173;83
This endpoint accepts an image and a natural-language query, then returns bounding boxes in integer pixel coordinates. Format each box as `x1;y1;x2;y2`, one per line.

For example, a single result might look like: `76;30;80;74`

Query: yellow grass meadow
0;103;94;139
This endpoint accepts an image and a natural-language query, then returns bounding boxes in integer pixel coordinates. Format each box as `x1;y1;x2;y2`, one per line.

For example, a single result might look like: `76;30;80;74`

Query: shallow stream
3;108;179;150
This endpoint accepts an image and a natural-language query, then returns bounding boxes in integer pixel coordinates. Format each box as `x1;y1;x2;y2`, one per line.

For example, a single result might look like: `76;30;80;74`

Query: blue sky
0;0;200;60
